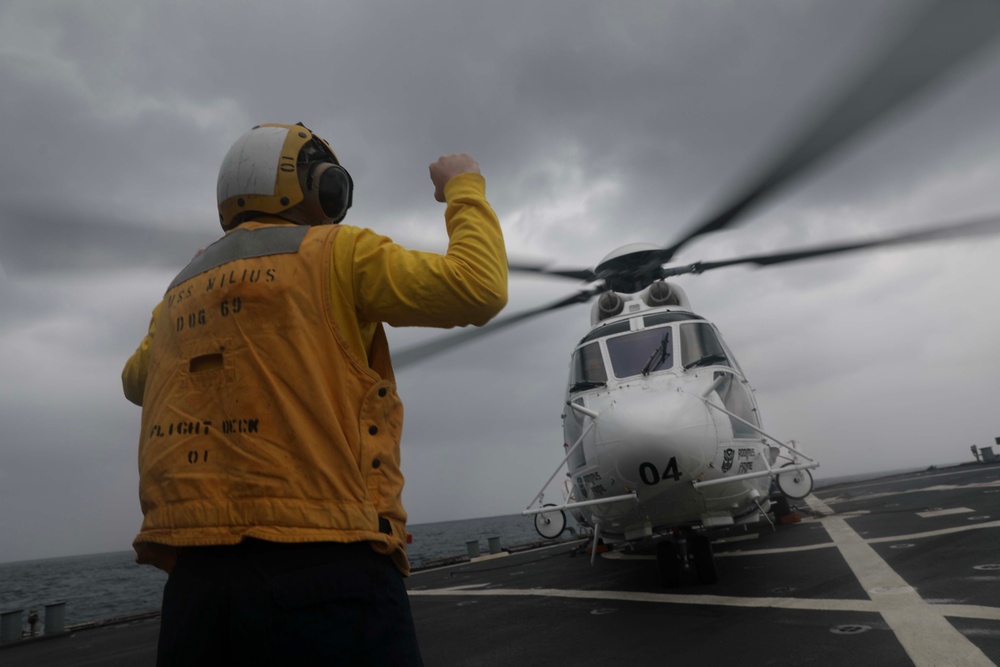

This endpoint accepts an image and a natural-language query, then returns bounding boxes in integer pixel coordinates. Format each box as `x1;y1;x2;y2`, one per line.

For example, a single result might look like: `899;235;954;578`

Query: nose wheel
656;532;718;587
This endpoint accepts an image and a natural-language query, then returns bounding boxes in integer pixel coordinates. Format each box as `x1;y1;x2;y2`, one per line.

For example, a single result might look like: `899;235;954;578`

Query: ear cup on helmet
315;164;354;221
217;123;350;229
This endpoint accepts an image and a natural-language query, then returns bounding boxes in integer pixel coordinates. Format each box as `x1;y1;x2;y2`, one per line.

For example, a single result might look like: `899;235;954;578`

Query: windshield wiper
642;332;671;375
683;353;727;370
570;380;607;393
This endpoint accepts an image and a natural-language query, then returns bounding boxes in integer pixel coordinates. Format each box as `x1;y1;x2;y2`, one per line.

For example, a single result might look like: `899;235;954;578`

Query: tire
692;535;718;585
657;541;682;588
772;495;792;519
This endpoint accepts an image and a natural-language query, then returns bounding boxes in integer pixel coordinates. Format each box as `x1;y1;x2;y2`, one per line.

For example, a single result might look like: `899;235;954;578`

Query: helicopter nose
594;387;719;485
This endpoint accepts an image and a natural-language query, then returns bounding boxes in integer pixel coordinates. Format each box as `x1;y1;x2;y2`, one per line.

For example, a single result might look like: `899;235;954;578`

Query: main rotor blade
655;1;1000;265
508;261;598;282
393;287;601;368
0;197;219;276
663;215;1000;277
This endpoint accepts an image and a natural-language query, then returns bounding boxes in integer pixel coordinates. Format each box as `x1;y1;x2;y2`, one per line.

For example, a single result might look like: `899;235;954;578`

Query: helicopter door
565;342;609;470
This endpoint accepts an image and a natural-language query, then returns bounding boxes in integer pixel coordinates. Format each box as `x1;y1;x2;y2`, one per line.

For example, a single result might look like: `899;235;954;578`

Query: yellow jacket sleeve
333;172;508;328
122;303;162;406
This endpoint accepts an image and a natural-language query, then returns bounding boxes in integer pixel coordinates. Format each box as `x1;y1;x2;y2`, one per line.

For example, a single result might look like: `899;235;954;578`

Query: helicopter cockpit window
579;320;631;345
606;326;673;378
679;322;731;370
569;342;608;392
643;312;704;327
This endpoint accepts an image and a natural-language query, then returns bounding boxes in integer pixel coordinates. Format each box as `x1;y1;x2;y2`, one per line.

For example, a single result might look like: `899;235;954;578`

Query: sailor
122;122;507;665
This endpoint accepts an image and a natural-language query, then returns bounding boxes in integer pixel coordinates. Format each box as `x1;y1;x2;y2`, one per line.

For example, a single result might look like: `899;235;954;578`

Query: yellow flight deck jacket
122;173;507;575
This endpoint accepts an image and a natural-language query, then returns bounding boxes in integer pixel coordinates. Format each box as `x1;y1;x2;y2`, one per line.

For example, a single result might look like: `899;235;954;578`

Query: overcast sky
3;0;1000;564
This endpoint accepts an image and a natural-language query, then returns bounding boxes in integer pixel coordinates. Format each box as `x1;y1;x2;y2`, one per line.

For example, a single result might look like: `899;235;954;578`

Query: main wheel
691;535;718;585
772;495;792;519
534;504;567;539
656;541;682;588
776;464;813;500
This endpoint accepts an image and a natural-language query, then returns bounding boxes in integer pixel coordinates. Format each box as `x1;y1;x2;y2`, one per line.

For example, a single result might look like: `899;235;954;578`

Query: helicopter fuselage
560;281;777;543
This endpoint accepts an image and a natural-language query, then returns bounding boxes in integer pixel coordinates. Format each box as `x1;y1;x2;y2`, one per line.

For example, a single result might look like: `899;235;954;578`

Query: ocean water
0;550;168;632
0;513;560;631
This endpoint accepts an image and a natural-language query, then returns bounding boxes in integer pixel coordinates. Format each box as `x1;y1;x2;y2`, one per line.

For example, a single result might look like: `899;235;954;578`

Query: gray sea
0;513;561;632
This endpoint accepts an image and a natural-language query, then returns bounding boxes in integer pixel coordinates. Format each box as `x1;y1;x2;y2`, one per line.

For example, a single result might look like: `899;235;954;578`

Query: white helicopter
392;2;1000;587
521;248;816;588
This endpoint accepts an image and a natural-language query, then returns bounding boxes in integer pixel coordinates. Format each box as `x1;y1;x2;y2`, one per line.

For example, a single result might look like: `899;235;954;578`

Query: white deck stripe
819;478;1000;506
867;519;1000;543
717;518;1000;556
409;586;1000;623
805;494;995;666
480;517;999;563
818;467;1000;497
409;586;881;613
917;507;975;518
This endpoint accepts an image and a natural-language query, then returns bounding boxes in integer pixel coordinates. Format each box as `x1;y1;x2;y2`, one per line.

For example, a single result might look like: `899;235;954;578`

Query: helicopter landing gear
533;504;567;539
656;531;718;588
776;463;814;500
771;494;793;519
656;541;682;587
691;534;718;584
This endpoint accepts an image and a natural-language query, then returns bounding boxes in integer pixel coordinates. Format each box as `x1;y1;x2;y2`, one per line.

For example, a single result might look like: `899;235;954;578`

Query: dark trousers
157;540;424;666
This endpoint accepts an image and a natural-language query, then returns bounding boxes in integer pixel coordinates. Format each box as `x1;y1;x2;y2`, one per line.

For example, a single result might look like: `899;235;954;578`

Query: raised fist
429;154;481;202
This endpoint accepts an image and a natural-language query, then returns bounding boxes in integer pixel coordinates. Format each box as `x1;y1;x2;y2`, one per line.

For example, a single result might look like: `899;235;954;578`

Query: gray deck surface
4;464;999;666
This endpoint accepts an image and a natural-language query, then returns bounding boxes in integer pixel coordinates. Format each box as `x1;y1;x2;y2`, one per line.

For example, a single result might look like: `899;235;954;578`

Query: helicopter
518;260;817;587
522;255;816;588
389;2;1000;587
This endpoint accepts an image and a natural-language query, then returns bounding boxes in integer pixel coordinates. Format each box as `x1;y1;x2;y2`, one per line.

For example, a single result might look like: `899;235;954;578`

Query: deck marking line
409;586;879;613
717;542;837;556
409;586;1000;623
820;479;1000;506
714;533;761;544
602;544;834;559
719;518;1000;557
410;539;589;576
934;605;1000;622
805;494;995;667
917;507;975;518
866;520;1000;544
818;469;1000;498
605;518;1000;560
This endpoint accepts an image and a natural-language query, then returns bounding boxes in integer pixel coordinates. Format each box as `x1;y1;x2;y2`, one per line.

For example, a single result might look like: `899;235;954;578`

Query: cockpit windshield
679;322;730;370
606;327;673;378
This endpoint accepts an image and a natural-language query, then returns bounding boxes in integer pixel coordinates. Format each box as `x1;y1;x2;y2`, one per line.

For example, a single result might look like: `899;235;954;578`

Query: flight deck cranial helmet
216;122;354;230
